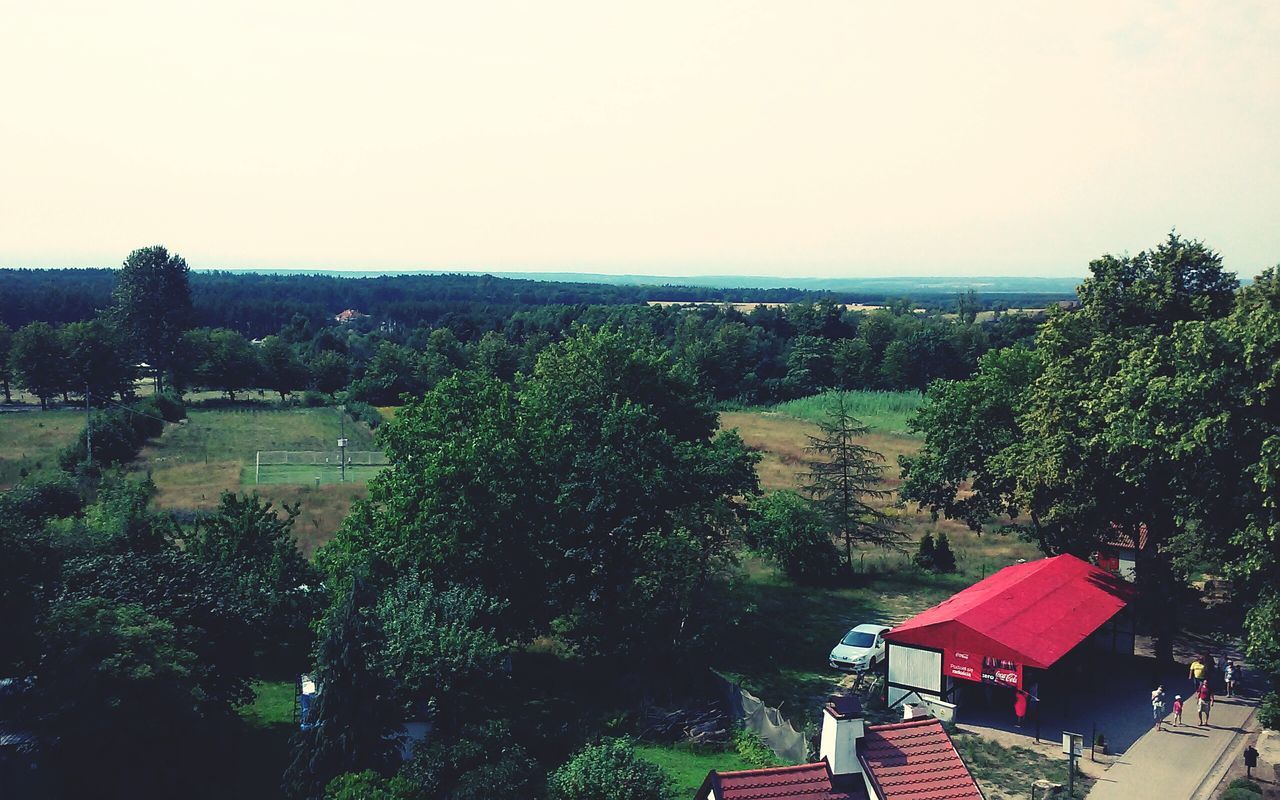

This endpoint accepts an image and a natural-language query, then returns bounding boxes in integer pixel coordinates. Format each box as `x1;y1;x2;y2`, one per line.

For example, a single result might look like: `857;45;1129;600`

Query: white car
828;624;891;672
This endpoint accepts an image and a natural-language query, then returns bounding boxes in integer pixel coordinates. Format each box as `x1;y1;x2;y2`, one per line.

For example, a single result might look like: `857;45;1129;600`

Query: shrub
301;390;329;408
1226;777;1262;794
733;729;781;769
1259;692;1280;731
914;533;936;570
933;533;957;573
345;401;385;430
746;491;838;584
547;739;669;800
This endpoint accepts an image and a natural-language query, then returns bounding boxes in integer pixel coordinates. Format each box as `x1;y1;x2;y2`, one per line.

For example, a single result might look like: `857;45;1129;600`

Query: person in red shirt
1014;690;1028;727
1197;680;1214;726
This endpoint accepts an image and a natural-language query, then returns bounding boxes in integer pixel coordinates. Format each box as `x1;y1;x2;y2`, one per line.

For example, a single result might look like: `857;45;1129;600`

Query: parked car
828;624;891;672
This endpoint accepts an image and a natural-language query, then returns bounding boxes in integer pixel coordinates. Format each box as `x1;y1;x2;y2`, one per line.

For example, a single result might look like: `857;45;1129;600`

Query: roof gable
860;718;983;800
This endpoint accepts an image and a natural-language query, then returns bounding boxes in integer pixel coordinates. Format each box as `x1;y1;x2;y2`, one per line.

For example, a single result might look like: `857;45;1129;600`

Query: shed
884;554;1134;709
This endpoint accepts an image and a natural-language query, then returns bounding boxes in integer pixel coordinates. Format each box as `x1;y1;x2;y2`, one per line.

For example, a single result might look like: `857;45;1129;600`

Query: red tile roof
1104;522;1149;551
860;718;983;800
885;554;1134;669
700;761;863;800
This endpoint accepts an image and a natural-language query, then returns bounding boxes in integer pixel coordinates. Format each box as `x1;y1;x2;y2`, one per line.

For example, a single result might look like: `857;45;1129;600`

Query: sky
1;1;1277;278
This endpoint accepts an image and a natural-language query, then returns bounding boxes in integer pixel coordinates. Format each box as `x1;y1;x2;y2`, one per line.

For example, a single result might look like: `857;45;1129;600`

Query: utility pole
338;406;347;483
85;383;92;466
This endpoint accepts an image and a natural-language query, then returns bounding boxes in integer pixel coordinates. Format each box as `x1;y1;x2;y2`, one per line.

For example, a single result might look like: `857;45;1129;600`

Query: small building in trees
883;555;1135;718
1095;523;1149;581
334;309;368;324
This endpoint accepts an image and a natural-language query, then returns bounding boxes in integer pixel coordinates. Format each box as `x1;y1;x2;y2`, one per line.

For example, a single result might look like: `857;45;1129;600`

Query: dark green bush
733;729;781;769
1226;777;1262;793
1257;692;1280;731
345;401;385;430
547;739;669;800
301;390;329;408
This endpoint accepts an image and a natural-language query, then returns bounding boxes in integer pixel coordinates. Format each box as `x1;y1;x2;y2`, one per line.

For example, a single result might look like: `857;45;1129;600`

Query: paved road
1086;691;1257;800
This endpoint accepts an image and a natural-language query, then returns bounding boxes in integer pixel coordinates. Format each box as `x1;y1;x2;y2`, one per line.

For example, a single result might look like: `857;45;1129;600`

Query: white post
256;450;260;485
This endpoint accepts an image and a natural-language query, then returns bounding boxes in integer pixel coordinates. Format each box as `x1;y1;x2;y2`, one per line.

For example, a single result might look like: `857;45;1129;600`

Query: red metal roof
860;718;983;800
885;554;1134;669
700;761;863;800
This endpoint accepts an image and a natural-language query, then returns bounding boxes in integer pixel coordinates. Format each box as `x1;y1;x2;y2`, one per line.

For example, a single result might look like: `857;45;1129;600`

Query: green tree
547;739;670;800
110;245;193;392
285;579;401;800
184;492;321;667
370;576;506;727
914;532;936;570
32;597;201;798
11;321;69;408
309;350;352;397
747;490;838;583
0;321;13;403
187;327;260;400
62;319;135;401
402;720;538;800
258;335;309;401
900;233;1243;662
933;533;957;573
803;391;903;571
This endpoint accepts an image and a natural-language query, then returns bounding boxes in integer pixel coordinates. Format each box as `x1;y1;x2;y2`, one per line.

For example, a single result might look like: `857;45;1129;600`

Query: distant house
334;309;368;324
1096;523;1149;581
695;697;983;800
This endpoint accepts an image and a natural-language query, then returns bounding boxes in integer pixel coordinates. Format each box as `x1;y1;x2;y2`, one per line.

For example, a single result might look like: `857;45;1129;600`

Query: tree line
1;248;1041;410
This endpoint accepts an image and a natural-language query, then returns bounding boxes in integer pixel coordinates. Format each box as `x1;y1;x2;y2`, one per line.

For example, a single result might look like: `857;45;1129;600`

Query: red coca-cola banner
944;650;1021;688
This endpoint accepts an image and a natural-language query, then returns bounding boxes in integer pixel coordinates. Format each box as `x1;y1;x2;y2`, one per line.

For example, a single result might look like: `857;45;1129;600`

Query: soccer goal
253;450;389;485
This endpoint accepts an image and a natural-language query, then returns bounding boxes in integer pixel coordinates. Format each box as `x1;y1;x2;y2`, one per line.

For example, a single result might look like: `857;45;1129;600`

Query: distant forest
0;268;1073;334
0;265;1061;405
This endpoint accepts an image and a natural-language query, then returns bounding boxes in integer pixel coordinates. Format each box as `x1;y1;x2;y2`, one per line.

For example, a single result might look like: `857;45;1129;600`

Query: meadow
0;409;85;489
140;406;379;555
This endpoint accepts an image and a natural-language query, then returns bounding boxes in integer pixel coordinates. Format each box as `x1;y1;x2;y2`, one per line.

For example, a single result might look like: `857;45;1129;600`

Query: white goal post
254;450;388;483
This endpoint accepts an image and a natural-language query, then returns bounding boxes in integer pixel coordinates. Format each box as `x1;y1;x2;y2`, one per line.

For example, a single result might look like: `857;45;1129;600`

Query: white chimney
819;695;865;776
904;703;929;720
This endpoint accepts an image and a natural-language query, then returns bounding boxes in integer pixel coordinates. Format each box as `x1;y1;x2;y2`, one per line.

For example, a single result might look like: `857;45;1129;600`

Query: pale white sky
1;1;1277;277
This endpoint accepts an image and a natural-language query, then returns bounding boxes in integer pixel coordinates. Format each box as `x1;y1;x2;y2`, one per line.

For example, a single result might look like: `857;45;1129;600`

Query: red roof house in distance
883;554;1135;712
334;309;368;324
696;697;983;800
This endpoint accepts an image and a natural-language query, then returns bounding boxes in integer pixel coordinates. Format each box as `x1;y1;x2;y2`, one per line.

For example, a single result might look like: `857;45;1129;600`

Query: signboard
944;650;1022;689
1062;731;1084;757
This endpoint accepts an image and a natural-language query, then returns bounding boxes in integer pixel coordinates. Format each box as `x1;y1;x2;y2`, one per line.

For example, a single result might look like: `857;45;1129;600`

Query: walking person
1188;655;1207;694
1014;689;1028;728
1225;661;1236;697
1151;685;1167;732
1197;680;1214;726
1172;694;1183;727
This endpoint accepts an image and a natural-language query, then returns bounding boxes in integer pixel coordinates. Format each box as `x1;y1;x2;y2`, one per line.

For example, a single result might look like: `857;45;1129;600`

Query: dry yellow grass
719;410;1040;569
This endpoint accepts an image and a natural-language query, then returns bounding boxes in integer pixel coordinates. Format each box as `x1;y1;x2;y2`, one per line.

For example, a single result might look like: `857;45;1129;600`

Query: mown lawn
634;744;754;798
0;409;84;489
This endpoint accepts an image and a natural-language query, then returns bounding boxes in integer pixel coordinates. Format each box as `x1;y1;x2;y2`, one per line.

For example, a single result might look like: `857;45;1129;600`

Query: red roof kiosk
883;555;1135;714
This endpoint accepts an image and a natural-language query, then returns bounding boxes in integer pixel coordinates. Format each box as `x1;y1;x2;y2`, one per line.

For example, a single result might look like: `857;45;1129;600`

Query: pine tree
933;533;957;573
914;533;936;570
283;578;400;799
802;391;905;572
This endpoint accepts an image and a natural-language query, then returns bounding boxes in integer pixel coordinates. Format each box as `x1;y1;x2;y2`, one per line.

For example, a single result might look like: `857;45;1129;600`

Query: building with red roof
883;554;1134;712
696;697;984;800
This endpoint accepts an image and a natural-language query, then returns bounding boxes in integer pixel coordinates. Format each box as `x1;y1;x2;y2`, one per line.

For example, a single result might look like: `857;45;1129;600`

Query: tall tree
62;319;135;401
258;335;309;401
11;321;68;408
0;321;13;403
110;245;193;393
803;391;903;571
284;579;401;800
187;328;259;400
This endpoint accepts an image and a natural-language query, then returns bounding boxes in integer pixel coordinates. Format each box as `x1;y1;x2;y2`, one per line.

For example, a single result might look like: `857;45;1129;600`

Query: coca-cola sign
945;650;1021;688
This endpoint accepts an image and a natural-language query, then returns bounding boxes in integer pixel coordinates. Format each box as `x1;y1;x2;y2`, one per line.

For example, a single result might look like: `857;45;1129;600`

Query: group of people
1149;652;1241;732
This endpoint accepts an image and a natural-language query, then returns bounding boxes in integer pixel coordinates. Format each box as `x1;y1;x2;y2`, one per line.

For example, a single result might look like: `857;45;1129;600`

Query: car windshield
841;631;876;648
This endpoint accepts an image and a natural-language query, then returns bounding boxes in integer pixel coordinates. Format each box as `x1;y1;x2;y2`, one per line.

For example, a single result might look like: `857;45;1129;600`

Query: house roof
885;554;1134;669
860;718;983;800
1103;523;1149;551
698;761;864;800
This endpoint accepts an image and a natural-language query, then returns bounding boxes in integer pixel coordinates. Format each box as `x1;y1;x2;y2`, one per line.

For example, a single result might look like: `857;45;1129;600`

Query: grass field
634;744;753;798
0;409;84;489
141;407;379;555
250;463;387;486
215;680;295;799
763;389;926;436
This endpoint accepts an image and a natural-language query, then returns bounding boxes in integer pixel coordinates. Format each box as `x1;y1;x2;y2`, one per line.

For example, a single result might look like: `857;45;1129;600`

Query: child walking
1172;695;1183;726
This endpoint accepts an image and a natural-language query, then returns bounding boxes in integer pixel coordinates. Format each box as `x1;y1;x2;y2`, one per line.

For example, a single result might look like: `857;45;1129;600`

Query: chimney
903;703;930;720
819;694;865;776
